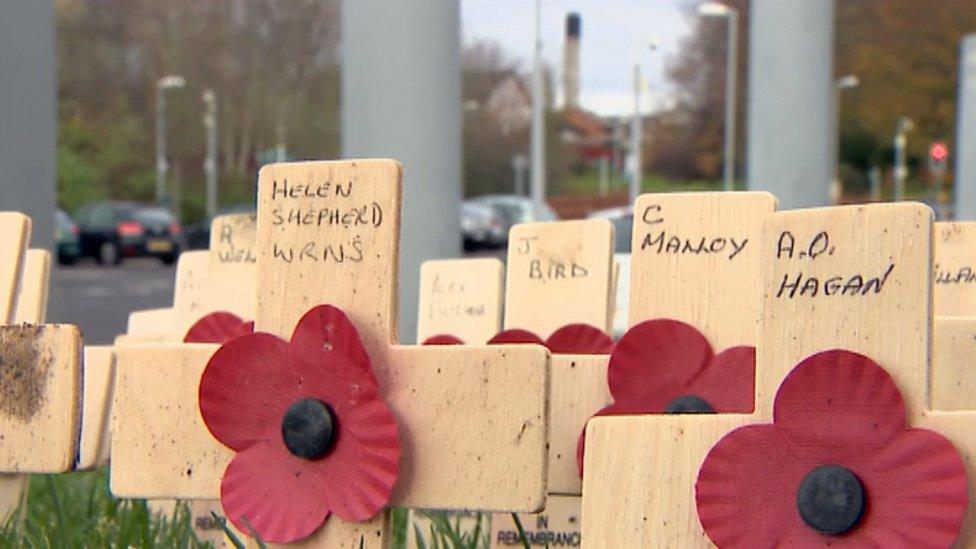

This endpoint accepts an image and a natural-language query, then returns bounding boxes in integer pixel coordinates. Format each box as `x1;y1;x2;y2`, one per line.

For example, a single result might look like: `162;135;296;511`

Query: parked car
469;195;559;240
588;206;633;254
183;203;256;250
55;209;81;266
74;201;182;265
461;201;507;250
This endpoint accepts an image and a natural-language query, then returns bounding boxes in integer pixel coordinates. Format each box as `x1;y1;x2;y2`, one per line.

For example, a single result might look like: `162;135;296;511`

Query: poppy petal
200;333;299;451
683;346;755;413
220;442;331;543
775;349;906;446
302;394;401;522
488;328;545;346
422;334;465;345
546;324;614;354
607;319;713;405
696;424;800;546
855;428;968;547
184;312;255;344
291;305;377;388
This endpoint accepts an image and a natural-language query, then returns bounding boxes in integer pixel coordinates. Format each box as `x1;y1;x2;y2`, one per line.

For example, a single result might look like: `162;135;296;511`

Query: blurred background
2;0;975;343
48;0;974;217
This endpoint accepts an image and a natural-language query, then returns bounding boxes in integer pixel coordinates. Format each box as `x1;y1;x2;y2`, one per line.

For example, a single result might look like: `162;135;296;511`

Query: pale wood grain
0;213;30;324
504;219;614;335
628;192;775;348
0;324;82;472
77;346;115;470
126;308;176;338
933;221;976;316
13;249;50;325
416;258;503;343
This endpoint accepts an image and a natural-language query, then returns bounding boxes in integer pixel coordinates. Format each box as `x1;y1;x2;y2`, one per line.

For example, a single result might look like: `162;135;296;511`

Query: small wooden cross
490;218;614;547
416;258;503;344
0;212;83;475
582;202;976;546
933;221;976;316
119;213;257;345
930;221;976;412
409;258;504;548
1;238;112;521
111;160;550;546
0;247;49;520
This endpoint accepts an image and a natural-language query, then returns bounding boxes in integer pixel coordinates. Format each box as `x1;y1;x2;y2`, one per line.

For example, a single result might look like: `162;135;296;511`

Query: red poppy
421;334;465;345
576;319;754;475
184;311;254;344
696;349;968;547
488;328;546;346
198;305;400;543
487;324;613;354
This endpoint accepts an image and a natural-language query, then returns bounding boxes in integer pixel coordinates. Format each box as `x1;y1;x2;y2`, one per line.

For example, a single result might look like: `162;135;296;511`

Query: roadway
47;250;503;345
49;259;175;344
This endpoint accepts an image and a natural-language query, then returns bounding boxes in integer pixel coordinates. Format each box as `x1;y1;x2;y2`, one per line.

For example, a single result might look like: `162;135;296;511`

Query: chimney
563;12;581;109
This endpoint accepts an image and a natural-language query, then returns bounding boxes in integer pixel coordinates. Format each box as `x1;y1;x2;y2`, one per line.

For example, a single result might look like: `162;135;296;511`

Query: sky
461;0;694;117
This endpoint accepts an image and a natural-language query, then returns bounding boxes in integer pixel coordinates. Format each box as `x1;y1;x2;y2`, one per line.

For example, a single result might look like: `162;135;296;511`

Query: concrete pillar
342;0;462;343
955;35;976;220
0;1;56;250
746;0;834;209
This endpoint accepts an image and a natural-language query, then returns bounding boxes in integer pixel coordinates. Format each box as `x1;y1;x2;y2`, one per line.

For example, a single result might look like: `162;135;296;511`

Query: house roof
562;106;609;138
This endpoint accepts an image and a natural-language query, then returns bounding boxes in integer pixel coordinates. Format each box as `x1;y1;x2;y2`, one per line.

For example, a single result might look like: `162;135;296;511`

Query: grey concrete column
342;0;462;343
955;35;976;221
0;1;56;250
746;0;834;209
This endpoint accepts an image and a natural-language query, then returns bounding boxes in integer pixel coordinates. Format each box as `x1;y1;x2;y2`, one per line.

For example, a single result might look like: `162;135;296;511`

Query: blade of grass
210;511;245;549
412;523;428;549
241;515;268;549
43;475;68;548
510;513;531;549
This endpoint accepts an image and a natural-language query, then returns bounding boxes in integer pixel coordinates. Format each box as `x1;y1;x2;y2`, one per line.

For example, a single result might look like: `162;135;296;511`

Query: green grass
0;471;498;548
2;469;208;548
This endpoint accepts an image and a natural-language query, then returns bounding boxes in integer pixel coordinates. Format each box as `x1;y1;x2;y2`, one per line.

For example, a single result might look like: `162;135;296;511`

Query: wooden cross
119;213;257;345
490;218;615;547
407;258;504;548
0;247;48;520
111;160;550;546
582;202;976;546
0;239;111;520
416;258;503;344
0;212;83;475
931;221;976;412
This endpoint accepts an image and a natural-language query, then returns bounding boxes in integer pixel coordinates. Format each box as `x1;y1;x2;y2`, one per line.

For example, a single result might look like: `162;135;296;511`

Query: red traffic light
930;142;949;162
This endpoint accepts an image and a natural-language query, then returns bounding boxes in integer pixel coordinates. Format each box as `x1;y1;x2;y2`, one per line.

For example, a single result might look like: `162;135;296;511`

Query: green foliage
561;169;721;196
57;107;156;213
406;511;490;549
1;469;208;547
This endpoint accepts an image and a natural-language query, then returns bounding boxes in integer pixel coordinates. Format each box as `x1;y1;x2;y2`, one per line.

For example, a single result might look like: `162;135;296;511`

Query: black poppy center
281;398;336;460
796;465;864;535
664;395;715;414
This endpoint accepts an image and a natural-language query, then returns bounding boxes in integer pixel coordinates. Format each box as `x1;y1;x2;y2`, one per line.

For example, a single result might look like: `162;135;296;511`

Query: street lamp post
699;2;738;191
155;75;185;205
629;39;657;206
529;0;546;208
630;63;642;206
203;89;218;219
831;75;859;204
894;116;914;201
